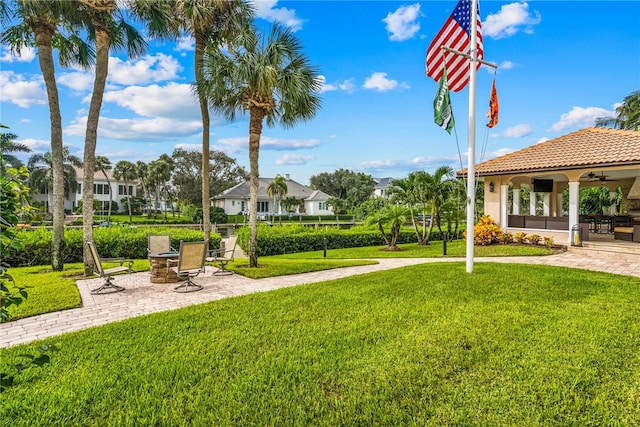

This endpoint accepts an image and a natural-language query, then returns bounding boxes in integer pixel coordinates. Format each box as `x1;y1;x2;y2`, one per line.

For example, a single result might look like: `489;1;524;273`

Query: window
257;201;269;212
118;185;133;196
319;202;326;210
94;184;109;194
231;200;235;206
77;184;81;194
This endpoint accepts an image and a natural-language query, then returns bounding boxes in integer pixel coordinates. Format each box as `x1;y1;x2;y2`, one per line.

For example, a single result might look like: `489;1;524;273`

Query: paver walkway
1;249;638;349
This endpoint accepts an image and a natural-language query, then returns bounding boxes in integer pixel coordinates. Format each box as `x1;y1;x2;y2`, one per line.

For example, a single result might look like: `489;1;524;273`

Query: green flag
433;70;454;134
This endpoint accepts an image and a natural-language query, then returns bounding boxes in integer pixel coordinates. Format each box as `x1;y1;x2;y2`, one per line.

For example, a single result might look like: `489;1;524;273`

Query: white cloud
490;148;516;158
483;2;542;39
495;124;534;138
0;71;46;108
276;154;315;165
363;72;409;92
215;135;322;155
550;106;612;132
318;75;356;93
383;4;421;41
58;71;95;92
0;46;36;63
108;53;183;85
65;116;202;141
19;138;50;152
252;0;304;31
175;143;202;151
174;36;194;53
102;82;200;119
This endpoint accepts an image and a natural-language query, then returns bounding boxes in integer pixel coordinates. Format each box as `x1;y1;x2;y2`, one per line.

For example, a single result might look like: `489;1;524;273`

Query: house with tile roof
212;175;333;217
457;127;640;244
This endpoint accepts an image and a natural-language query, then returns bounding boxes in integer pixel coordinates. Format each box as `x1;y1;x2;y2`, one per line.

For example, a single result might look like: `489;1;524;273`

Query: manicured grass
231;258;378;279
1;263;638;425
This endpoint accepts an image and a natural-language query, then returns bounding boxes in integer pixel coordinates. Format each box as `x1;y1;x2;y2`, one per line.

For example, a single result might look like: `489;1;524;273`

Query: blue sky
2;1;639;186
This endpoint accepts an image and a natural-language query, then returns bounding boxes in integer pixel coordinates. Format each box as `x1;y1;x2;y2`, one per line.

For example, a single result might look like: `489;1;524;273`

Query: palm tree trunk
82;25;109;276
248;110;264;267
125;180;133;222
35;28;65;272
104;172;113;222
195;36;211;242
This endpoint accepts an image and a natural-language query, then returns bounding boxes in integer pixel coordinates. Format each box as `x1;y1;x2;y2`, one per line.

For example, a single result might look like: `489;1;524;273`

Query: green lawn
1;263;639;425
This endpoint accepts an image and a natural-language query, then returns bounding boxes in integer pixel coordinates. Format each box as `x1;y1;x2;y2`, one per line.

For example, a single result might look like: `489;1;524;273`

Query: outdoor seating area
167;240;208;293
86;240;133;294
206;235;238;275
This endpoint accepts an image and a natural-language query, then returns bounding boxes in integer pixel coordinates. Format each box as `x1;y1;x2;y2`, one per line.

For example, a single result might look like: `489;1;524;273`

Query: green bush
235;224;446;256
3;227;221;267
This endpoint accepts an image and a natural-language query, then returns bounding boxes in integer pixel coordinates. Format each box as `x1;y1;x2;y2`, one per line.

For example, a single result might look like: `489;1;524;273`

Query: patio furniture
147;234;175;259
149;252;180;284
167;241;207;293
206;235;238;276
86;241;133;294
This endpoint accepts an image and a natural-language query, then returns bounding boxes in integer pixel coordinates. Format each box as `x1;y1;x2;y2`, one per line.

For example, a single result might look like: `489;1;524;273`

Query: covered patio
460;127;640;245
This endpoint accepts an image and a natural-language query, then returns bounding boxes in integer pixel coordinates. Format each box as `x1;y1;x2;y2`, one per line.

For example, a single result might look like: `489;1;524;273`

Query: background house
212;175;333;216
373;177;395;198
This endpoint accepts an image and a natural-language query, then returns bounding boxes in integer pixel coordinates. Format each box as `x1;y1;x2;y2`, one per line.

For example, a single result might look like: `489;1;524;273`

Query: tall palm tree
200;24;322;267
76;0;147;274
2;0;93;271
27;146;83;213
0;130;31;176
596;90;640;131
174;0;253;243
267;174;287;224
135;160;151;216
94;155;113;222
113;160;137;223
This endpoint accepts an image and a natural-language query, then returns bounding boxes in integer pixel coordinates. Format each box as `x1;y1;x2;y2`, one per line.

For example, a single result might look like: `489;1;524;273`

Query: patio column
568;181;580;244
500;184;509;229
530;191;536;215
556;193;563;216
513;187;521;215
543;193;551;216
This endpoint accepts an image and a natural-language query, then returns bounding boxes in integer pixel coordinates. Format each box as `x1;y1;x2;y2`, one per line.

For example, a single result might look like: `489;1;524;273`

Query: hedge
4;227;221;267
235;224;453;257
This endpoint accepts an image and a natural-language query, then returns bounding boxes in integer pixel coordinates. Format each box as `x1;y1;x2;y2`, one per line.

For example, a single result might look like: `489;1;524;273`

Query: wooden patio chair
86;241;133;294
206;235;238;275
167;241;207;293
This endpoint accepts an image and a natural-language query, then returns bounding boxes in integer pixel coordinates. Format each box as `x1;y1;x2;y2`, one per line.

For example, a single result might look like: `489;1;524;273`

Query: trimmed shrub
3;227;220;267
514;232;528;243
468;215;502;246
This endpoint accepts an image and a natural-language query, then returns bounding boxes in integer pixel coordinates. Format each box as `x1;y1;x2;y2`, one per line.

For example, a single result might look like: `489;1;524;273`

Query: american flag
425;0;483;92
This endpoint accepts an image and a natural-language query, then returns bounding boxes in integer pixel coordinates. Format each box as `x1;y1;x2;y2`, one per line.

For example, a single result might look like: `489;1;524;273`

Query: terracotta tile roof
458;127;640;177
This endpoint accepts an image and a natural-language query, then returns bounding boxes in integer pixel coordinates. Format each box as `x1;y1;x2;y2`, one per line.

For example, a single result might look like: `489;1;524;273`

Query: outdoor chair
167;240;207;293
86;240;133;294
206;235;238;275
147;234;176;258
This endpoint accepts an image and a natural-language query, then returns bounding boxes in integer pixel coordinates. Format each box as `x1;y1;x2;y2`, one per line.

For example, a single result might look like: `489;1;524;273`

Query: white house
212;176;333;216
373;177;395;198
31;167;138;214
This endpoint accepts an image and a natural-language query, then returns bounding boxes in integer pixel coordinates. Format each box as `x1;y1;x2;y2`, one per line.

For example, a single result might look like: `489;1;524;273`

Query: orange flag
486;78;498;128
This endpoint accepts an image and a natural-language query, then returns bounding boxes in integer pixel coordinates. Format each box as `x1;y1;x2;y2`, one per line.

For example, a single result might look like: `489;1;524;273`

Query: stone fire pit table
149;252;180;284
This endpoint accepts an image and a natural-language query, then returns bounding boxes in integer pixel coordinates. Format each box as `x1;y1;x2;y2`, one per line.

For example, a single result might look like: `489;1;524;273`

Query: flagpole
465;0;480;273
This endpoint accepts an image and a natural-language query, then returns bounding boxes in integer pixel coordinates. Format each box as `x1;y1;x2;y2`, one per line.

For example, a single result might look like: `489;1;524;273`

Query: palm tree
0;130;31;176
94;155;113;222
2;0;93;271
135;160;151;216
326;197;346;223
173;0;252;243
77;0;147;274
365;204;408;250
200;24;322;267
147;159;172;221
596;90;640;131
112;160;137;223
267;174;288;224
27;146;83;214
422;166;455;244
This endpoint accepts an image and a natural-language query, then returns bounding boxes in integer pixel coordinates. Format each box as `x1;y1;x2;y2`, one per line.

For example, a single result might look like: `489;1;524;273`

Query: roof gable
459;127;640;176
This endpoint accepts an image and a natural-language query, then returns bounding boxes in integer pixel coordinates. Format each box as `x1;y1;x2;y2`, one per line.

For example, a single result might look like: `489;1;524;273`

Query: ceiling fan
586;171;614;182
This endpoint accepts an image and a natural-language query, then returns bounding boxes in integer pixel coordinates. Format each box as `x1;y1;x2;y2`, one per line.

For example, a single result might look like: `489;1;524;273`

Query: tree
595;90;640;131
174;0;253;243
112;160;137;223
0;130;31;176
94;155;113;222
2;0;93;271
422;166;455;245
146;159;172;221
389;172;430;244
267;174;287;224
78;0;148;275
199;23;322;267
310;169;376;210
326;197;346;222
135;160;151;215
365;204;408;250
27;146;82;215
281;196;302;215
170;148;248;206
